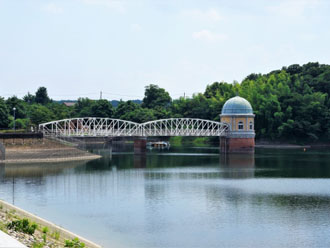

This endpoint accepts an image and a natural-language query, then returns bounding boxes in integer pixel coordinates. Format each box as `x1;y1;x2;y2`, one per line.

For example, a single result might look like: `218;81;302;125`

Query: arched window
249;121;253;130
238;121;244;130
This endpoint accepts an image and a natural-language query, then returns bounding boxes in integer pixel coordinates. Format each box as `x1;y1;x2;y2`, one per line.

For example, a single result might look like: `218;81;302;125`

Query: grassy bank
0;205;84;247
0;200;101;248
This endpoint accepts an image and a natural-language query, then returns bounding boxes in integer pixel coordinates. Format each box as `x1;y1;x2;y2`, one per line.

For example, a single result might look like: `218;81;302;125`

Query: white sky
0;0;329;100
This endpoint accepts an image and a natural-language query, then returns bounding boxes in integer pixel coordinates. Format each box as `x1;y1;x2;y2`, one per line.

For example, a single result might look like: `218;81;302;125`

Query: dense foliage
2;62;330;142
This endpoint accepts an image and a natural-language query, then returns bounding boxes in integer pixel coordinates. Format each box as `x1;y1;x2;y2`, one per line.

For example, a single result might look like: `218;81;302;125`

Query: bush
42;226;48;234
32;242;45;248
52;231;60;240
7;218;38;235
65;238;85;248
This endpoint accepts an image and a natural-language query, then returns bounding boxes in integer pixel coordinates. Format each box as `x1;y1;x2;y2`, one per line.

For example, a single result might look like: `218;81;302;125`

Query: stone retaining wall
0;138;44;146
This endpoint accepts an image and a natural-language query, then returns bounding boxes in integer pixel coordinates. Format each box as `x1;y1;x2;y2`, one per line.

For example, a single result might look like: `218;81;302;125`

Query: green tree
0;97;10;128
48;102;72;120
23;92;36;104
35;87;51;105
29;104;55;125
90;100;114;117
74;98;94;117
6;96;27;119
204;81;235;99
114;101;140;119
121;107;156;123
142;84;171;109
9;118;30;129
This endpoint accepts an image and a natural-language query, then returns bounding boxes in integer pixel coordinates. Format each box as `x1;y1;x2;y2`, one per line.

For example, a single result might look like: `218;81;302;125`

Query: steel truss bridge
39;118;229;137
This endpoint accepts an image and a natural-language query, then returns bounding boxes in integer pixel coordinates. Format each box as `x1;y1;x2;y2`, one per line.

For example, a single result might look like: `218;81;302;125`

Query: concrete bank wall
0;199;102;248
4;154;101;164
0;133;43;146
3;136;102;163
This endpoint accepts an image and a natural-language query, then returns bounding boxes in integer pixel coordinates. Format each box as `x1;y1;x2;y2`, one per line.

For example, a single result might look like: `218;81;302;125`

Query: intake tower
220;96;255;153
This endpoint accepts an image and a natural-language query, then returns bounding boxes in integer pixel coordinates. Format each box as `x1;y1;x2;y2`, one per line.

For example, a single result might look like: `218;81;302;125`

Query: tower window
238;121;244;130
249;121;253;130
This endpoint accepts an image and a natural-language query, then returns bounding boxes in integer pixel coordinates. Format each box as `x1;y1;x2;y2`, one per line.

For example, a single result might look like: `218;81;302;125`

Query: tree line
1;62;330;142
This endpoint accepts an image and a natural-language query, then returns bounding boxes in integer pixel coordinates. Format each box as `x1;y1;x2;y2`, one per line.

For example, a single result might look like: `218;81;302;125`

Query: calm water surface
1;147;330;248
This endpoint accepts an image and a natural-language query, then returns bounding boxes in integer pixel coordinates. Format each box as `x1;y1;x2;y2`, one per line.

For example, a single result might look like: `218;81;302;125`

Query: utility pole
183;92;185;99
100;91;102;100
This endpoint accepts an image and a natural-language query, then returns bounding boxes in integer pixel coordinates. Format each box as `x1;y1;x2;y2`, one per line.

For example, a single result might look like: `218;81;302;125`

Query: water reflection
0;161;87;178
255;148;330;178
0;161;89;205
1;148;330;248
0;163;4;178
219;153;255;178
256;194;330;210
134;154;146;168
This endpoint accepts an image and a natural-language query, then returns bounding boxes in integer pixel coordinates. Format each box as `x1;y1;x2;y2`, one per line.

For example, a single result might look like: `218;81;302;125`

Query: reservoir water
1;146;330;247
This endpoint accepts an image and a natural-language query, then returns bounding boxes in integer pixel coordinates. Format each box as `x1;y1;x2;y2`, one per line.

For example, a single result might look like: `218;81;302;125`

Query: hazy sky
0;0;329;100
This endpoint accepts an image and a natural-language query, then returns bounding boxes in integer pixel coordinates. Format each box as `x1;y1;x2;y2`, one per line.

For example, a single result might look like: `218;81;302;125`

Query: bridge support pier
220;137;254;153
134;137;147;154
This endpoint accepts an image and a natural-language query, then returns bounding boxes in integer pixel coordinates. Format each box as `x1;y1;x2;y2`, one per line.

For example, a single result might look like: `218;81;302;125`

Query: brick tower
220;96;255;153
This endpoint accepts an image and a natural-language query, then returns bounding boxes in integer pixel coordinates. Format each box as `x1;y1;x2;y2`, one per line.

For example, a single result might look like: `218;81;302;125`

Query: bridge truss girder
39;117;229;137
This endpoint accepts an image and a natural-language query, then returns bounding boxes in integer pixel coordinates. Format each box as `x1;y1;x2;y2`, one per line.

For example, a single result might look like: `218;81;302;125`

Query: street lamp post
13;107;16;131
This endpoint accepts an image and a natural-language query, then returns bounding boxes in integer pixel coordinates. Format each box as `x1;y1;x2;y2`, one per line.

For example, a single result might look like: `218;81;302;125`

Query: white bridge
39;118;229;137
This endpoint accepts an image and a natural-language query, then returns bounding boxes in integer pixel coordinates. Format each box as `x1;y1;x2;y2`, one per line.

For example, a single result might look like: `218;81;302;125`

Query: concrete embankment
0;199;102;248
2;138;101;164
255;140;313;149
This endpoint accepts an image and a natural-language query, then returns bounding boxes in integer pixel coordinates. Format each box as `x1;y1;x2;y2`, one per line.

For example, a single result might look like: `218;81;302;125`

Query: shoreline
3;154;101;164
0;199;102;248
255;144;311;149
255;141;330;149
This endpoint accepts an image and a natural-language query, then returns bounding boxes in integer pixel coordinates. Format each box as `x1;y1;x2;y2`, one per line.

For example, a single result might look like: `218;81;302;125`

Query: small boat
147;141;170;149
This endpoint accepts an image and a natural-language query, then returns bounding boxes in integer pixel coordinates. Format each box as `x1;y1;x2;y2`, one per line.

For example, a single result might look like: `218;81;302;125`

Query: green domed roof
221;96;253;115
